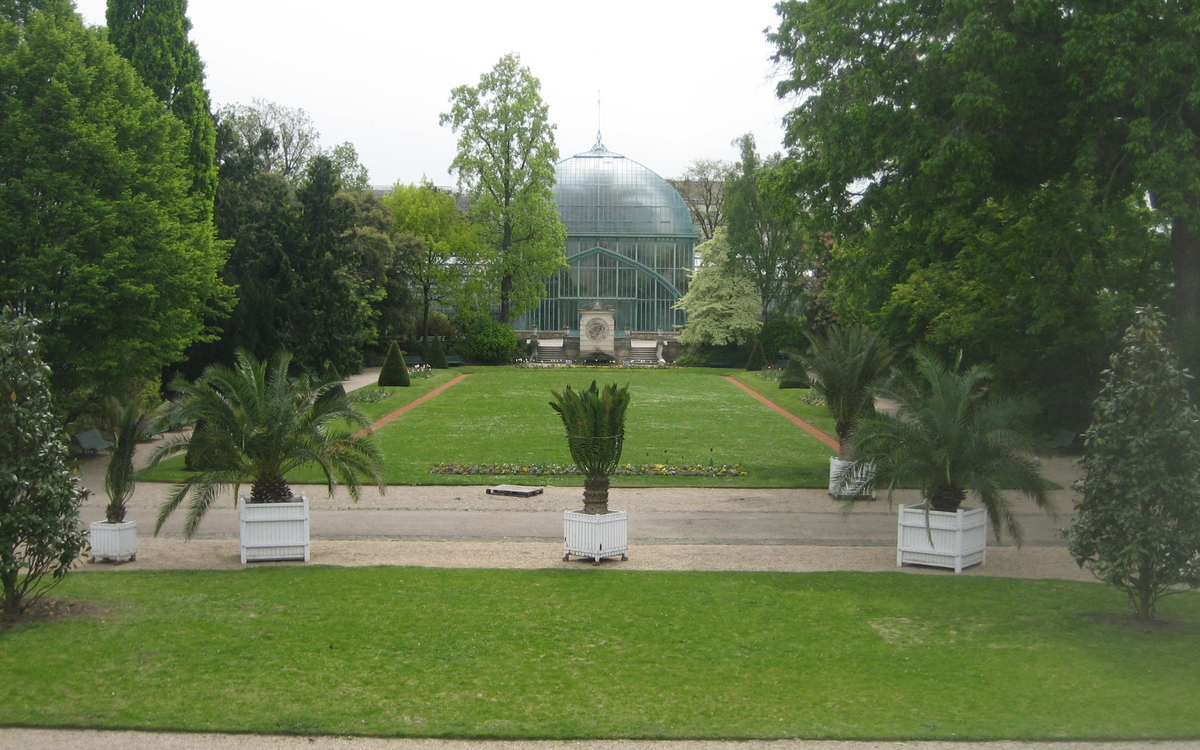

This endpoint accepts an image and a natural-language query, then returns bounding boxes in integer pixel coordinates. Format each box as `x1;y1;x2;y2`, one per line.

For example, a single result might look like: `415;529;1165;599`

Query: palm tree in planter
150;350;385;562
89;397;145;563
849;350;1053;572
550;381;631;563
799;324;895;497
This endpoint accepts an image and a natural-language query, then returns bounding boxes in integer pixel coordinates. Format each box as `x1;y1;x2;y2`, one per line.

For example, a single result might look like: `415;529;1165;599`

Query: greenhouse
515;136;699;336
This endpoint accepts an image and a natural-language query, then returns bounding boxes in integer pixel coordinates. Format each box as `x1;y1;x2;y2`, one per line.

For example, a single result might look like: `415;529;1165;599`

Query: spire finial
593;89;605;151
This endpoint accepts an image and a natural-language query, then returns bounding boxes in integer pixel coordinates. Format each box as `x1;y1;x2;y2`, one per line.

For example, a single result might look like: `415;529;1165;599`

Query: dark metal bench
75;428;112;455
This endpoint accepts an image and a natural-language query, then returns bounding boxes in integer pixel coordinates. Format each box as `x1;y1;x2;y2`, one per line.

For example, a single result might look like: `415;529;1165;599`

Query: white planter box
897;503;987;573
239;494;310;564
89;521;137;562
564;509;628;564
829;457;875;498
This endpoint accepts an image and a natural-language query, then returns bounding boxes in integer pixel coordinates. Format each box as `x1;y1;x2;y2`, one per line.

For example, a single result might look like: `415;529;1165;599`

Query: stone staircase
625;345;660;366
533;343;570;364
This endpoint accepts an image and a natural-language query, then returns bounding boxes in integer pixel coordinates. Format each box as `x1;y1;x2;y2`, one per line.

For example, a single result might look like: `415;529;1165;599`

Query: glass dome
554;139;697;237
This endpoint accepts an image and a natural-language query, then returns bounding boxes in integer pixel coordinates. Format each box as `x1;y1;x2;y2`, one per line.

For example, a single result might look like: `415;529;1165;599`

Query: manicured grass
4;567;1198;740
729;369;839;439
364;367;833;487
139;367;836;488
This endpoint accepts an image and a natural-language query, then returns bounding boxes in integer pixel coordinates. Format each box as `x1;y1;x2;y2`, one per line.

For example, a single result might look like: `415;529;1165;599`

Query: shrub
745;340;767;371
463;319;518;365
426;337;449;369
760;315;807;362
779;356;808;389
378;342;411;387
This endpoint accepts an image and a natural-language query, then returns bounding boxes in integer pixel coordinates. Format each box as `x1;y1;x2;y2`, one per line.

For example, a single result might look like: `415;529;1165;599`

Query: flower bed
431;461;748;477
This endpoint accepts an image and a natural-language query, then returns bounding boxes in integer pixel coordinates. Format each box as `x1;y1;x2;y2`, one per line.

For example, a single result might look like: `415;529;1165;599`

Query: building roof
554;135;698;238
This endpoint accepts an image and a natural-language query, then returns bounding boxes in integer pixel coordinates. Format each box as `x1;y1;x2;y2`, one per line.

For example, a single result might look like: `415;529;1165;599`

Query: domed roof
554;136;698;237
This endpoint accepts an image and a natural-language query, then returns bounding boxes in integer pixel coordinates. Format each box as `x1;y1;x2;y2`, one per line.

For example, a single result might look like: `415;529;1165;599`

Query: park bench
74;428;112;455
403;355;425;367
444;356;464;367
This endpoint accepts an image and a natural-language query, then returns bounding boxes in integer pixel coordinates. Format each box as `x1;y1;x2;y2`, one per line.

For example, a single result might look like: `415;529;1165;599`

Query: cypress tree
745;340;766;371
378;342;410;387
426;337;449;369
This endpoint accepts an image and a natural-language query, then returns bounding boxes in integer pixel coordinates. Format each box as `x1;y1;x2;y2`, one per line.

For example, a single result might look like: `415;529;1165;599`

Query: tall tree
768;0;1175;417
670;158;732;241
385;181;484;343
674;229;762;348
440;52;566;323
724;135;819;324
327;141;370;192
0;309;88;617
1065;307;1200;620
219;99;319;181
106;0;217;214
0;1;230;410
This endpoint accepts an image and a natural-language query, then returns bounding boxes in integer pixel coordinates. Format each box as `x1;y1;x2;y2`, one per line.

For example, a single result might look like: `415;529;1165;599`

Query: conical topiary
426;337;449;369
779;356;808;389
378;342;411;387
745;340;766;371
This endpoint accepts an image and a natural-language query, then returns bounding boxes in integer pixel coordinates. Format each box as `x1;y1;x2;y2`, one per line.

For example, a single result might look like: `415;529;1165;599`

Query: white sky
71;0;793;189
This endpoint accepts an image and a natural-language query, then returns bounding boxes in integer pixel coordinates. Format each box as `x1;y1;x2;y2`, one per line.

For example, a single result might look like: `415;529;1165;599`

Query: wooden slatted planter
564;510;628;564
897;503;987;573
239;494;310;564
89;521;137;563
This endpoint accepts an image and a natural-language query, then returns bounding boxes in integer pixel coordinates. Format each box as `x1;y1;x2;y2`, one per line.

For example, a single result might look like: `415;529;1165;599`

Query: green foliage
744;340;766;371
149;349;384;538
779;356;808;389
0;3;231;408
675;229;762;347
106;0;217;214
426;337;449;369
799;324;895;457
769;0;1173;418
378;342;410;388
440;52;567;323
549;380;631;513
725;134;820;322
759;314;807;362
101;397;146;524
0;309;87;616
462;318;518;365
1064;307;1200;619
852;350;1052;543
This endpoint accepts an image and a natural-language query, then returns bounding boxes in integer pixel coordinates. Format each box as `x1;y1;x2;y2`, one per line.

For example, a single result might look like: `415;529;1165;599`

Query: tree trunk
499;273;513;324
1171;215;1200;372
582;474;610;514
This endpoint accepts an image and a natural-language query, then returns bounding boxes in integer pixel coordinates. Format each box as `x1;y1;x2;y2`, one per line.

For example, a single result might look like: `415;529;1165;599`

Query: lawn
3;567;1197;740
140;367;837;488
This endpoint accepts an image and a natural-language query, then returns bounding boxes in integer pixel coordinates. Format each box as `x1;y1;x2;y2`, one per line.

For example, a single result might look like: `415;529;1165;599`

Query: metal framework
516;138;699;333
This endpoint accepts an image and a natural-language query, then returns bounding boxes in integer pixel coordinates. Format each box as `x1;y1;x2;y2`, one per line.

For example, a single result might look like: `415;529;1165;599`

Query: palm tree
549;381;631;514
102;397;146;524
150;350;385;538
800;324;895;458
851;350;1052;543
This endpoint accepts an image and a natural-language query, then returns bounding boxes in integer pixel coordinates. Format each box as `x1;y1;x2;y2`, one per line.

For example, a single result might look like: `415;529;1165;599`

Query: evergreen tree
0;2;230;411
426;337;449;369
1065;307;1200;620
378;342;410;387
0;309;88;616
106;0;217;214
745;340;766;371
779;356;808;389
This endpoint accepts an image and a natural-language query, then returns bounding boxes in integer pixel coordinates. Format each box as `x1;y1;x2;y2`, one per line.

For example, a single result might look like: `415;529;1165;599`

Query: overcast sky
71;0;793;189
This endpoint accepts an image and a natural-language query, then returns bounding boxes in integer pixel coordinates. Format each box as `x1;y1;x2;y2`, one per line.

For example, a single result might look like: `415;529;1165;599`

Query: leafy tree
0;309;88;617
0;2;230;411
218;99;319;180
1064;307;1200;620
378;341;409;387
852;350;1053;544
724;135;820;324
440;52;566;323
800;324;894;459
674;229;762;347
745;340;766;372
150;349;384;538
670;158;732;241
768;0;1172;417
385;181;485;344
461;318;518;365
549;381;631;515
327;141;370;191
106;0;217;214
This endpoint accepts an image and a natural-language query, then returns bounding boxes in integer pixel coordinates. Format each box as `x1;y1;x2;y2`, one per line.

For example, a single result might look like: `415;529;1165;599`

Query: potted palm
89;397;144;563
799;324;894;498
550;381;630;564
849;351;1053;572
150;350;385;563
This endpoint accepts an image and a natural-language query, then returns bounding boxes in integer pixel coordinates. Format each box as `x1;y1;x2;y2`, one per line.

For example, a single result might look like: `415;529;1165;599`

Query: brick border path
723;375;840;451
